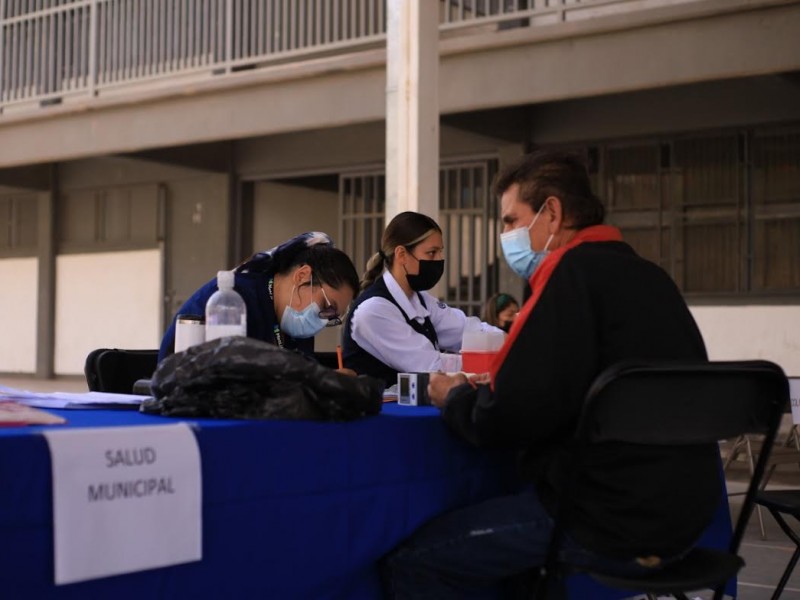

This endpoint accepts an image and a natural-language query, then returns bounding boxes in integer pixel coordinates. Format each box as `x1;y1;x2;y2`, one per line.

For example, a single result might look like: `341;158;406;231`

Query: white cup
175;314;205;353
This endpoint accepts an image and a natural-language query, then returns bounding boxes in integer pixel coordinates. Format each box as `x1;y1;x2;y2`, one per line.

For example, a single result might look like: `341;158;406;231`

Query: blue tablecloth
0;404;733;599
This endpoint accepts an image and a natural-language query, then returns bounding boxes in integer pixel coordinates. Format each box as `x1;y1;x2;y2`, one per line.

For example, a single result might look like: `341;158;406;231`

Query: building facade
1;0;799;376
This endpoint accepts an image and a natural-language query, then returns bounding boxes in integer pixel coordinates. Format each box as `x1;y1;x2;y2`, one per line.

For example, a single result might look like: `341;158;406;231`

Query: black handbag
141;336;384;421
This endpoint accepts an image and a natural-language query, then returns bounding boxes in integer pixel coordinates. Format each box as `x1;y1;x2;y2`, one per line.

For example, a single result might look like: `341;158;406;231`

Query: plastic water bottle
205;270;247;342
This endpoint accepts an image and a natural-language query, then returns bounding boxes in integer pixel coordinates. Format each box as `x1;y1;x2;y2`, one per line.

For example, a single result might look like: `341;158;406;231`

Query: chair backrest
84;348;159;394
578;361;787;446
546;359;787;575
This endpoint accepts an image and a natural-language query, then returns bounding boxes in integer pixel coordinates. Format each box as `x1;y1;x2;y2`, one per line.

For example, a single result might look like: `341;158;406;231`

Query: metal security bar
339;171;386;282
1;0;706;114
0;191;38;255
570;124;800;296
439;159;498;316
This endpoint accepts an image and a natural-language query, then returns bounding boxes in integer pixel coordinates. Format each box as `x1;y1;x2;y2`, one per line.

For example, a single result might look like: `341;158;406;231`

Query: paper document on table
0;400;67;426
383;384;398;403
0;384;147;409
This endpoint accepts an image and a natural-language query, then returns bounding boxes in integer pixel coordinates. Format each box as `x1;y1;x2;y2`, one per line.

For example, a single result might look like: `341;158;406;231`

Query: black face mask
406;259;445;292
500;321;513;334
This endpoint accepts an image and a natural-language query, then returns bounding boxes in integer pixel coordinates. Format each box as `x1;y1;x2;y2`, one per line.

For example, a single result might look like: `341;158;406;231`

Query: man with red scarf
381;151;720;599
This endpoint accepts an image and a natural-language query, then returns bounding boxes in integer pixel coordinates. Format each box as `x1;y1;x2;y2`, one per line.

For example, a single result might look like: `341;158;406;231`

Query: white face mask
500;202;553;280
280;283;327;339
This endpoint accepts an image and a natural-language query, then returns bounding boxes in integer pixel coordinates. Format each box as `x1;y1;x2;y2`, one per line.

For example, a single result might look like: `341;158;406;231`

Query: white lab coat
350;271;499;373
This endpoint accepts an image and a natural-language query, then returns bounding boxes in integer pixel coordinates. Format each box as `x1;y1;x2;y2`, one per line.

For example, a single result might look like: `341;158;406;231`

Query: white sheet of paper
44;423;202;585
790;378;800;426
0;384;147;409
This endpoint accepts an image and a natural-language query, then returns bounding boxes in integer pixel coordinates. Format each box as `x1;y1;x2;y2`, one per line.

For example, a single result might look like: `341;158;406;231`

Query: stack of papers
0;400;66;426
0;384;148;410
383;384;398;403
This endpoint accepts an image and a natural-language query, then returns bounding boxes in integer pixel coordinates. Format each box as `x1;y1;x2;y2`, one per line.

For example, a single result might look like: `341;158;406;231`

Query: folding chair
722;386;800;539
84;348;159;394
754;378;800;600
754;490;800;600
537;360;788;600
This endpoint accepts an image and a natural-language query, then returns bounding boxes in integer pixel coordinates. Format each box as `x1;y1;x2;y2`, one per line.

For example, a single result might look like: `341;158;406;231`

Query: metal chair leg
771;545;800;600
767;508;800;600
744;436;768;539
722;435;746;470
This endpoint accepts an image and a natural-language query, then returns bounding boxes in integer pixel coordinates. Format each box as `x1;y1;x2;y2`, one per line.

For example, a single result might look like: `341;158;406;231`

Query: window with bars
0;194;38;256
58;183;161;253
580;125;800;297
339;159;499;313
439;160;498;316
339;171;386;282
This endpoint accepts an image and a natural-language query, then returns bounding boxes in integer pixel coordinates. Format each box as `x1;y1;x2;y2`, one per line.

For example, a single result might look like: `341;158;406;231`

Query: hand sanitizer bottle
205;270;247;342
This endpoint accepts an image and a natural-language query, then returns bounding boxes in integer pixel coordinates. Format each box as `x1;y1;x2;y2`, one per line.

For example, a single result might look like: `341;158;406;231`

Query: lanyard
267;277;285;349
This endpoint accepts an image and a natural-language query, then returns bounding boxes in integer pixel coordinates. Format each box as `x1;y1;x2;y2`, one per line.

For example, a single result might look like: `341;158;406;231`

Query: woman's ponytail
360;251;386;292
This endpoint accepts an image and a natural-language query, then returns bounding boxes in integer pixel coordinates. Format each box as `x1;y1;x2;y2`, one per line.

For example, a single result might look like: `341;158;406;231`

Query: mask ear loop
287;285;298;312
527;200;548;231
288;272;311;312
401;246;419;278
294;271;318;310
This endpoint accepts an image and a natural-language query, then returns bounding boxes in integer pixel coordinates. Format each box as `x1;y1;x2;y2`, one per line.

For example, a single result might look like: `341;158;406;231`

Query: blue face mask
280;283;328;339
500;203;554;280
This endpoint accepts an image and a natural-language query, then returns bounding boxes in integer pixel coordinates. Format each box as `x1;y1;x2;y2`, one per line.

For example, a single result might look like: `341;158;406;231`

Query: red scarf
489;225;623;384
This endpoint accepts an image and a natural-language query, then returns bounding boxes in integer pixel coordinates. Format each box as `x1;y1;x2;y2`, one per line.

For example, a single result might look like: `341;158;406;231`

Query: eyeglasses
318;285;342;327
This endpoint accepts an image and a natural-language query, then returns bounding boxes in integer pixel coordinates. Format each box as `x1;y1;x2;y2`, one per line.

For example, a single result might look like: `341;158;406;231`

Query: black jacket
443;239;720;559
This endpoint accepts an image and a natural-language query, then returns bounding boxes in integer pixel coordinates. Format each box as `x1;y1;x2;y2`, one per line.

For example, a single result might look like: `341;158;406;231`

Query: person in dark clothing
381;151;720;599
158;232;359;363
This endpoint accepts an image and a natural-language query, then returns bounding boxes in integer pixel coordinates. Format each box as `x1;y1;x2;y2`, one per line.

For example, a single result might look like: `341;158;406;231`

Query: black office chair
84;348;159;394
536;360;788;600
754;490;800;599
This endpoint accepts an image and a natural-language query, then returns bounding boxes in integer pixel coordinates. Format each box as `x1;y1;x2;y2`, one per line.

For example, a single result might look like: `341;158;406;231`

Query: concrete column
35;165;57;379
385;0;439;221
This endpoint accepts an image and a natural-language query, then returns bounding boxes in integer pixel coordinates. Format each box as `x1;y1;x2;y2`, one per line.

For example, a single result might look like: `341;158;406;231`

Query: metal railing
1;0;704;114
439;0;703;30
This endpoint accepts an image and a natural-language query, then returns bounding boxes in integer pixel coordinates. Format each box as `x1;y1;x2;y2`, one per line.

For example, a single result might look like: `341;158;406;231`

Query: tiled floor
3;374;800;599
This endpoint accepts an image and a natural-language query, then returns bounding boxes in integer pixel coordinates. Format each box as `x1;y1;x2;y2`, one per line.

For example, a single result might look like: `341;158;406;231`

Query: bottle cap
216;270;234;290
177;314;204;324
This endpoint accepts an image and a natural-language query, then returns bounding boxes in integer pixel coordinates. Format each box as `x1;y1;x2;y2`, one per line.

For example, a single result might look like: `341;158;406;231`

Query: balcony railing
0;0;704;115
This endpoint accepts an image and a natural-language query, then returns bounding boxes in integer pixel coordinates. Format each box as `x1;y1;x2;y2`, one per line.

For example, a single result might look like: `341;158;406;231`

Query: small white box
397;373;431;406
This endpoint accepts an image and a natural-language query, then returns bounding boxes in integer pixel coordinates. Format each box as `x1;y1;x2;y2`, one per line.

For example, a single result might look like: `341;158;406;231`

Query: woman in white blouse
341;211;500;386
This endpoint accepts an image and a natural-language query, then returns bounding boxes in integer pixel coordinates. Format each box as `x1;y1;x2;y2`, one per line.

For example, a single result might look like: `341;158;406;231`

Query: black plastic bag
141;337;384;421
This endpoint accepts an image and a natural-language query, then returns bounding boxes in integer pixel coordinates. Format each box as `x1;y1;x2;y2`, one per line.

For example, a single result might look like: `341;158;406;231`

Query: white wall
690;305;800;377
0;257;38;373
54;250;162;375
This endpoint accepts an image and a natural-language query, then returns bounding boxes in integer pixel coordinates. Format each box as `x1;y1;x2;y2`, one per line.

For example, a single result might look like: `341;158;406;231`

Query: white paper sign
44;423;202;585
790;377;800;426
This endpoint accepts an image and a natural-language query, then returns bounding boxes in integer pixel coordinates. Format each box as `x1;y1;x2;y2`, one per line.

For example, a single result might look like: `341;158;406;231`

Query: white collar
382;270;430;320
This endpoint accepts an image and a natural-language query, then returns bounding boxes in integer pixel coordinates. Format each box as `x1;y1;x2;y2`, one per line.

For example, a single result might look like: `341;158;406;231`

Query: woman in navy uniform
342;212;500;387
159;232;358;363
